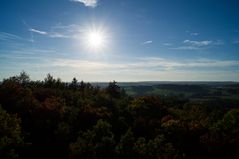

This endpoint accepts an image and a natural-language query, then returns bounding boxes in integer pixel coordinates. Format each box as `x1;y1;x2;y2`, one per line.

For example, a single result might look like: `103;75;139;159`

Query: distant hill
91;82;239;101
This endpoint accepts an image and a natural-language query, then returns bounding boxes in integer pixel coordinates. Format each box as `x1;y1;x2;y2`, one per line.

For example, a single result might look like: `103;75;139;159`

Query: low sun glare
87;31;105;49
84;28;108;52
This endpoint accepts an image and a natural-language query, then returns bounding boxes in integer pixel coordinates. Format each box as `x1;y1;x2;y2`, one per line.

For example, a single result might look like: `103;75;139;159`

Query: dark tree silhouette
0;72;238;159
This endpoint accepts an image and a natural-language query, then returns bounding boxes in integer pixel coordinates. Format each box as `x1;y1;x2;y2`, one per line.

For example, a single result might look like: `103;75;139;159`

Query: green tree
70;120;115;159
200;109;239;158
0;106;23;158
18;71;30;86
214;108;239;134
115;128;135;158
106;81;121;98
133;137;147;159
44;73;56;87
147;135;177;159
69;78;78;90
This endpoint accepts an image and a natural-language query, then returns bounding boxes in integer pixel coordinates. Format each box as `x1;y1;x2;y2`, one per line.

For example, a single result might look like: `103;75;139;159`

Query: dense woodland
0;72;239;159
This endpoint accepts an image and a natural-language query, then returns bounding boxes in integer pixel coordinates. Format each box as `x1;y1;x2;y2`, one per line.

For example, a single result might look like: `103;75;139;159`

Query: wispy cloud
50;57;239;72
41;57;239;81
171;46;201;50
183;40;212;47
162;43;172;46
49;33;69;38
134;57;239;70
71;0;98;8
29;28;69;39
233;40;239;44
142;40;153;45
29;28;48;35
0;32;23;41
52;59;111;71
173;39;223;50
186;30;199;36
2;55;239;81
190;32;199;36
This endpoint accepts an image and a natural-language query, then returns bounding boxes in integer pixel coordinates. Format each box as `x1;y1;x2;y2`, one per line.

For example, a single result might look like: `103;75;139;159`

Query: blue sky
1;0;239;81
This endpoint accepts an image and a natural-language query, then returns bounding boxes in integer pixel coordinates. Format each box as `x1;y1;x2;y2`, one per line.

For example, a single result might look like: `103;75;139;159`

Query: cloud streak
49;33;69;38
190;32;199;36
37;57;239;81
28;28;69;39
162;43;172;46
29;28;48;35
183;40;212;47
2;54;239;81
71;0;98;8
173;39;224;50
0;32;23;41
186;30;199;36
50;57;239;72
142;40;153;45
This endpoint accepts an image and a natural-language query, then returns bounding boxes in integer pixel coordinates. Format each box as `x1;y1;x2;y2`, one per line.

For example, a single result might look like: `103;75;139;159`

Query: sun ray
82;27;108;52
87;31;105;49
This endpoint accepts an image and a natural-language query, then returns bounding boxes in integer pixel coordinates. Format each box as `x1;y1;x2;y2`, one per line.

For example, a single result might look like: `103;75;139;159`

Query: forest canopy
0;72;238;159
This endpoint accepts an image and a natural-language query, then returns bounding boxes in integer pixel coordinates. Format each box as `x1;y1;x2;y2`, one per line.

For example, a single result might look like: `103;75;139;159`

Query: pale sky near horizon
1;0;239;81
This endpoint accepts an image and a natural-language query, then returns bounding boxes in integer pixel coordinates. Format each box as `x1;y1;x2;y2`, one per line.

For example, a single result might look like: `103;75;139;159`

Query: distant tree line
0;72;238;159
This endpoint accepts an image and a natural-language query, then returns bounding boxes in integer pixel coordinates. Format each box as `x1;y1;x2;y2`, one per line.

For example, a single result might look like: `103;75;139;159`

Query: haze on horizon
1;0;239;82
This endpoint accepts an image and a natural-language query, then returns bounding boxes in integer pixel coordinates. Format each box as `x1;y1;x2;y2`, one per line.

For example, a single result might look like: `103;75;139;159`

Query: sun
87;31;104;49
85;29;108;51
77;23;111;53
